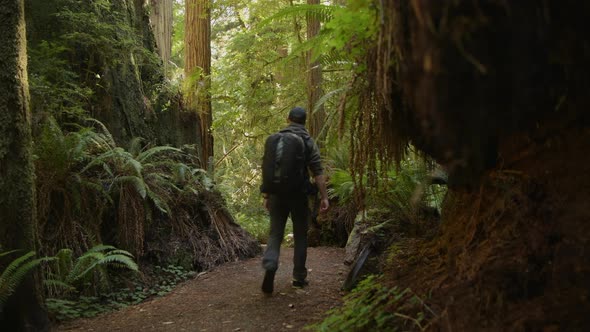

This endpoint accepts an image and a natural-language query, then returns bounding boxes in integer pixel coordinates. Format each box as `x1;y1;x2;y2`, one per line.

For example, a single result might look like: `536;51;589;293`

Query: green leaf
113;176;147;199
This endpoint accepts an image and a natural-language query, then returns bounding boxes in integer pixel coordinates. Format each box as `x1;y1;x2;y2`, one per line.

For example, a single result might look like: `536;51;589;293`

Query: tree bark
149;0;173;71
0;0;48;330
306;0;326;144
185;0;213;166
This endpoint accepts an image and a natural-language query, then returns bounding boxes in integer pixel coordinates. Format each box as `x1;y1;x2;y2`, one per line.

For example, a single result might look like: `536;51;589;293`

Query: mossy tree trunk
0;0;48;330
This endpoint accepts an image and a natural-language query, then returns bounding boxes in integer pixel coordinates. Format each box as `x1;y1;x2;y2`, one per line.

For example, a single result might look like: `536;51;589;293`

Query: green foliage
210;1;345;231
51;0;161;75
149;265;196;296
35;118;115;255
378;156;446;222
28;40;94;119
44;244;141;320
260;4;336;27
28;0;163;122
0;251;55;312
328;168;355;204
328;149;445;213
232;212;269;243
34;117;212;257
321;0;377;63
310;275;431;331
259;0;377;69
46;297;116;321
46;263;195;321
45;245;138;297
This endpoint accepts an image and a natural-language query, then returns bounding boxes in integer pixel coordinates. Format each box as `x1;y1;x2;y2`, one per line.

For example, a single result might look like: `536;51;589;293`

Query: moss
0;0;48;329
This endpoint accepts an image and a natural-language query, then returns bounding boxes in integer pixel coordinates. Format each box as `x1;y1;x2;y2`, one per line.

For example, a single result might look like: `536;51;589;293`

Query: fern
136;146;183;164
0;250;21;258
46;245;138;295
328;168;355;204
0;251;55;310
113;176;148;199
146;188;172;215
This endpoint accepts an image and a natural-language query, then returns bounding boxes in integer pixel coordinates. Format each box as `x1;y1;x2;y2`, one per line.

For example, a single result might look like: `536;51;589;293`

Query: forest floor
55;247;347;332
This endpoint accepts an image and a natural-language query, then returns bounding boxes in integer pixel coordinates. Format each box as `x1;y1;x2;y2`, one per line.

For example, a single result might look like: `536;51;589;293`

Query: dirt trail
56;247;347;332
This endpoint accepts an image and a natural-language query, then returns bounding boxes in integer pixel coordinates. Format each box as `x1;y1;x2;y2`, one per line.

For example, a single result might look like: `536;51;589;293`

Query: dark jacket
279;123;323;177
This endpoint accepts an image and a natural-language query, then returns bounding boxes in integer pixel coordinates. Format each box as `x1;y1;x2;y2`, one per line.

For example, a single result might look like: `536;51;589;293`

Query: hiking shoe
262;270;275;294
292;279;309;289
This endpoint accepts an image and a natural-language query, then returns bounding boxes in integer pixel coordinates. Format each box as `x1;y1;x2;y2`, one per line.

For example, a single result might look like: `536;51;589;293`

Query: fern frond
146;188;172;215
328;168;355;203
80;147;126;173
0;250;21;258
54;248;74;280
67;252;104;283
79;178;114;204
98;254;138;271
137;146;182;163
313;86;348;116
44;279;77;293
316;50;351;67
74;253;138;284
128;137;144;157
174;163;189;183
84;118;116;147
125;156;143;176
113;176;147;199
0;253;55;308
105;249;134;258
145;172;181;192
0;251;36;283
70;260;102;283
87;244;117;253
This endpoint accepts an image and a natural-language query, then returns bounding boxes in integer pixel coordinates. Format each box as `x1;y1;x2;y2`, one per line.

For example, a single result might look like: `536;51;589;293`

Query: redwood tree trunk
0;0;48;330
149;0;173;71
306;0;326;144
185;0;213;166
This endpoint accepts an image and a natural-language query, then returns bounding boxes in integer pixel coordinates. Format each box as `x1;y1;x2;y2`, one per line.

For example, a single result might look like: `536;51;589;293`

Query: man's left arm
314;174;329;212
307;140;329;212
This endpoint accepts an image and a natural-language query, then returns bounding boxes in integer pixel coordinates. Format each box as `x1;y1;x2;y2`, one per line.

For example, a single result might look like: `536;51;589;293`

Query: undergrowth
311;275;434;331
47;264;195;321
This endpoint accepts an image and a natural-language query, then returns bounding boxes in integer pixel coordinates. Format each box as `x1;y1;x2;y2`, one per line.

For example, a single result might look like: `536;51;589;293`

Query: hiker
260;106;329;294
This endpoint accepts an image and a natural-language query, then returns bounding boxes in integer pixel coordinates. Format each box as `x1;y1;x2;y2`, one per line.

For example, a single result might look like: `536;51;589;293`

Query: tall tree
185;0;213;166
306;0;326;144
0;0;48;330
149;0;173;71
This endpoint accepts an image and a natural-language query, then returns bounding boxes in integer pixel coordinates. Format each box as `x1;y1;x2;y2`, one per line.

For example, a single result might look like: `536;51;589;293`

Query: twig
214;143;242;168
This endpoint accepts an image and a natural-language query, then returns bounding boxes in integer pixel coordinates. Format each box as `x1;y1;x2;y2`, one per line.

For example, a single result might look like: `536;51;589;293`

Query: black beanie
288;106;306;124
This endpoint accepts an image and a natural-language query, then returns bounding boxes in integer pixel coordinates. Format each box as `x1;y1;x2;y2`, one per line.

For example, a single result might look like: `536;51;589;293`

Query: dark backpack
260;131;308;195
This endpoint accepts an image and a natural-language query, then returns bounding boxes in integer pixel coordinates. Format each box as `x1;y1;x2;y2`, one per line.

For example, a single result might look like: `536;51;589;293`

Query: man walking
260;106;329;294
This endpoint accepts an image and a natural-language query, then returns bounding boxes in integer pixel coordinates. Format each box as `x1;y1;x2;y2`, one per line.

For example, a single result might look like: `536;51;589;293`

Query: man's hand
320;197;329;212
263;197;269;211
314;175;330;213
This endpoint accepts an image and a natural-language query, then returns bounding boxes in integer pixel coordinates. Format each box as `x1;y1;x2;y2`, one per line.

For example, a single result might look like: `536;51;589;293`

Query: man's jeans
262;193;309;282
